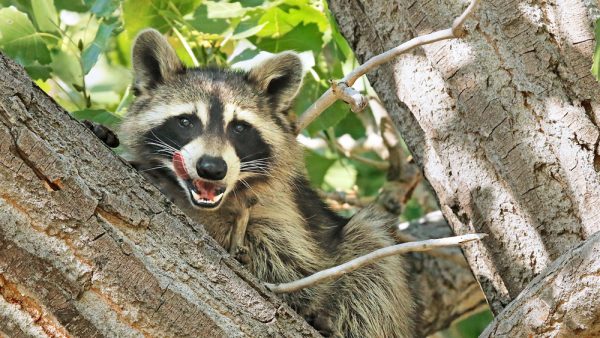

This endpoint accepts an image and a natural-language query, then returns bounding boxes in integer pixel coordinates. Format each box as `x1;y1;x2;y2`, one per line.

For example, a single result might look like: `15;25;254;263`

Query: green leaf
122;0;168;37
402;198;423;221
353;157;386;196
229;47;260;64
305;100;350;136
82;22;117;74
86;0;119;18
31;0;59;33
0;7;51;65
305;150;336;188
205;1;247;19
51;49;83;85
254;23;323;54
592;19;600;81
256;7;295;38
232;17;266;39
324;160;357;191
189;4;230;34
71;108;122;126
54;0;89;12
335;110;365;139
24;62;52;80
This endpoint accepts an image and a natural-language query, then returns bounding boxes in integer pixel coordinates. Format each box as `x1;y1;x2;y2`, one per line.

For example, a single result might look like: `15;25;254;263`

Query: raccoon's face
122;29;303;210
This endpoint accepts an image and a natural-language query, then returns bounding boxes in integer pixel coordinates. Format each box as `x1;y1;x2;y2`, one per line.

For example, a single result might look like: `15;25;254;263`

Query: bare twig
333;139;390;170
265;233;486;293
295;0;480;133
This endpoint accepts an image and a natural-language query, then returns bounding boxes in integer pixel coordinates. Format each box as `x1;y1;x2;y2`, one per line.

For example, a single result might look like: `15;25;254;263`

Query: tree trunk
329;0;600;331
0;52;317;337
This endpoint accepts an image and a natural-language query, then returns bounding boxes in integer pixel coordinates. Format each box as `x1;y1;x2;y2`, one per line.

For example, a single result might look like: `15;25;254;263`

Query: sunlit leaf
205;1;247;19
256;7;295;38
31;0;59;33
0;7;51;65
324;159;357;191
123;0;200;37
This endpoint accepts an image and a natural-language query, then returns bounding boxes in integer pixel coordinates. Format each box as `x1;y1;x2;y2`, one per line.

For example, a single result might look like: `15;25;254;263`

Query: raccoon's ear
131;29;184;94
247;52;303;112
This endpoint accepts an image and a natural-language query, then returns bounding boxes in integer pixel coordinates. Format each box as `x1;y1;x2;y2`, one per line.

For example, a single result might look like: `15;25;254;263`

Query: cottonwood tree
328;0;600;335
2;0;598;337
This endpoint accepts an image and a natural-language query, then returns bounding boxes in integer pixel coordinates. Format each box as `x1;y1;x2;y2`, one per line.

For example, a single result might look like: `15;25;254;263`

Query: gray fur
121;29;415;337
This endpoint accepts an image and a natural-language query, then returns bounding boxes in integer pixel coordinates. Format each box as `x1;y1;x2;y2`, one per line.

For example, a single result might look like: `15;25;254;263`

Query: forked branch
295;0;480;133
265;233;486;293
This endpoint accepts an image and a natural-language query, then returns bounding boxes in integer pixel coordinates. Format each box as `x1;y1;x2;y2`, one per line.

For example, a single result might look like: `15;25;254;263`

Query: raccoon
113;29;415;337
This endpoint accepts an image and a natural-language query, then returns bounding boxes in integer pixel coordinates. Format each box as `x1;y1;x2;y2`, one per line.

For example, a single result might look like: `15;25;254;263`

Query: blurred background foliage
0;0;491;336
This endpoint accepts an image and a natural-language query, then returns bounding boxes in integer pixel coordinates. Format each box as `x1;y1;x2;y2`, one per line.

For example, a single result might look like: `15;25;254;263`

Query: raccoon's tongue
191;180;225;205
173;152;189;179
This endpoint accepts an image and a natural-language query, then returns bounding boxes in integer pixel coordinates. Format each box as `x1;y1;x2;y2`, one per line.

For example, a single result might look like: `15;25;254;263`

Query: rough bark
329;0;600;318
481;230;600;337
0;52;318;337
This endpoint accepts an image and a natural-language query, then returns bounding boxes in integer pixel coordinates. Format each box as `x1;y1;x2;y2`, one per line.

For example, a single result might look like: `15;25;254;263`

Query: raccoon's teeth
191;190;224;204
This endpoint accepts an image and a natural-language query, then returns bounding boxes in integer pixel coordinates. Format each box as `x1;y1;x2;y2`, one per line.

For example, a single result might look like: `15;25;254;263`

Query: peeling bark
0;52;318;337
328;0;600;318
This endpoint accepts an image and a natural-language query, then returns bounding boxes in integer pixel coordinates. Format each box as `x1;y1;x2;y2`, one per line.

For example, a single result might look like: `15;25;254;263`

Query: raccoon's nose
196;156;227;180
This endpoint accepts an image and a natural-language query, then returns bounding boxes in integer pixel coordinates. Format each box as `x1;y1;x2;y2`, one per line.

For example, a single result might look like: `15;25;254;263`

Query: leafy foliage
0;0;369;197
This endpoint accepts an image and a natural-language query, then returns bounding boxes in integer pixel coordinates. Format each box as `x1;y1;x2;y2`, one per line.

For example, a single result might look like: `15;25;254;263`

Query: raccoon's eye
232;121;249;134
179;117;192;128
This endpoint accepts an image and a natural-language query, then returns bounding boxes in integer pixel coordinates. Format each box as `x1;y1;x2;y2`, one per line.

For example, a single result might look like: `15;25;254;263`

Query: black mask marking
227;119;272;170
207;97;225;134
142;113;202;159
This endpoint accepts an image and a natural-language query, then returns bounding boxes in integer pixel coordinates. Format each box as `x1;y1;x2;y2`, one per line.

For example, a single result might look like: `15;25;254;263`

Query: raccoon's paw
308;311;339;337
233;245;251;265
83;120;120;148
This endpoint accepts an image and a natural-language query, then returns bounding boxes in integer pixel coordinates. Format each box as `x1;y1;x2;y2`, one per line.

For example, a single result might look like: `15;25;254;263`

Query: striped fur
120;29;415;337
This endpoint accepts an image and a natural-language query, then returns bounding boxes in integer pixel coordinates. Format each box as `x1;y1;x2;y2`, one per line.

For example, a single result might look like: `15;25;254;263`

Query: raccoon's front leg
230;206;251;265
83;120;120;148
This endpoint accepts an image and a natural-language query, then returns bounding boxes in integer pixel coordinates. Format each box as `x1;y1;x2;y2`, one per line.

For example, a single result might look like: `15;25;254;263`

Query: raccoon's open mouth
186;179;226;208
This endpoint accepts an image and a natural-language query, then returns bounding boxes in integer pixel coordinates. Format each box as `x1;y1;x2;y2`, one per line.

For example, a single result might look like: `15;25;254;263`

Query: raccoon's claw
233;245;251;265
83;120;120;148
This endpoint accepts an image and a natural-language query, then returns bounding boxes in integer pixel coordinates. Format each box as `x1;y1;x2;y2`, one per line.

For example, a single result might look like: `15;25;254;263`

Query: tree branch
481;230;600;337
265;233;486;293
295;0;480;133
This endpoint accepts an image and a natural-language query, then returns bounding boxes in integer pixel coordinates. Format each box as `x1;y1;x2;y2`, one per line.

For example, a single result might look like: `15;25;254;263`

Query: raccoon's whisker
145;142;177;154
239;153;275;161
152;149;175;156
147;132;180;151
138;165;171;172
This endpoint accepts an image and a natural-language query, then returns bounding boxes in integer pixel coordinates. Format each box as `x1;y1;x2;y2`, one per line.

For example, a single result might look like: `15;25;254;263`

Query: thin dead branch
295;0;480;133
265;233;486;293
